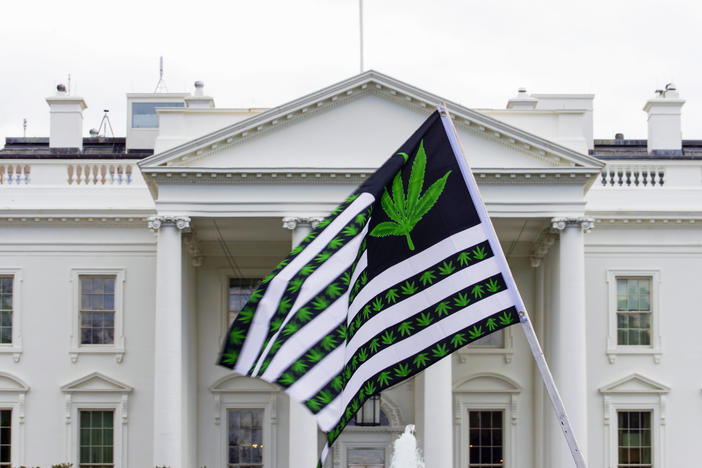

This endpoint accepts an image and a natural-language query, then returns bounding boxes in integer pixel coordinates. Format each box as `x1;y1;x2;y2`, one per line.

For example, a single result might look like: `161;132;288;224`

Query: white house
0;71;699;468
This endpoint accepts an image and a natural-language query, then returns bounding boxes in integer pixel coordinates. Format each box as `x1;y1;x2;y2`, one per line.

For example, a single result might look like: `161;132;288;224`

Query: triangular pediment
0;372;29;392
599;373;669;394
454;373;521;393
139;71;603;175
210;374;279;393
61;372;133;393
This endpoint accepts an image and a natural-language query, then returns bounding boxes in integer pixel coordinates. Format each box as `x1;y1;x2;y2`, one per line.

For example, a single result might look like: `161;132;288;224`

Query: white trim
605;270;662;364
210;376;278;468
62;372;132;468
0;372;29;466
600;374;669;468
453;373;521;468
0;269;23;362
69;268;126;363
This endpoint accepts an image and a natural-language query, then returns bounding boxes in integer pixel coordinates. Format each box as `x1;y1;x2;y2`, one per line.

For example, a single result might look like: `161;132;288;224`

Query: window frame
62;372;132;468
0;372;28;467
69;269;125;363
454;374;521;468
78;409;115;468
606;270;661;364
0;269;23;363
210;375;278;468
616;410;652;468
600;373;668;468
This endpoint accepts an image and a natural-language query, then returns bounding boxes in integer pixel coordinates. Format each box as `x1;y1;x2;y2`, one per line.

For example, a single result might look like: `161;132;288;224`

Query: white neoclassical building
0;71;699;468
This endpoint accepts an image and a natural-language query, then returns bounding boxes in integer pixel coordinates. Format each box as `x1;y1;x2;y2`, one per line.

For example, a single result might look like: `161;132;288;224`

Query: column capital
551;216;594;233
147;215;191;232
282;216;324;231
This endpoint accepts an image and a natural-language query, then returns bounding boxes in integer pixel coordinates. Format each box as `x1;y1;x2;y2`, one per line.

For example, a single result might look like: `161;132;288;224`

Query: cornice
592;216;701;225
0;216;150;225
141;167;599;186
139;70;603;171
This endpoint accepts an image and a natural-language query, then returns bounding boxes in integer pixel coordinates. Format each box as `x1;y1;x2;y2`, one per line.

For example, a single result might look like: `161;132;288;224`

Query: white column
421;356;453;468
148;215;191;468
282;216;322;468
548;217;593;468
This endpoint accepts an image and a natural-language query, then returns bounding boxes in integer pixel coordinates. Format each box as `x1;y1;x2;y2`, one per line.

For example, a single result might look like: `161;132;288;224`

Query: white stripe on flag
347;224;488;321
286;345;345;402
345;257;501;357
251;226;368;376
260;293;348;381
235;193;374;374
315;290;514;429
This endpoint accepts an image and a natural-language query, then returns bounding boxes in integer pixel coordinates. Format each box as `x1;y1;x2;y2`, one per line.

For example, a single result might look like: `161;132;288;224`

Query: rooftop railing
0;161;142;186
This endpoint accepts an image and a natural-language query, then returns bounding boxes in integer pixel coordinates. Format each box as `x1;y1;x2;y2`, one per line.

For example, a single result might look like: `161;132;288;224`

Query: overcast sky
1;0;700;144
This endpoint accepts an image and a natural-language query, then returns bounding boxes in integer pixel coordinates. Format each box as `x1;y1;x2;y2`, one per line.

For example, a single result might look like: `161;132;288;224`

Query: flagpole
438;105;588;468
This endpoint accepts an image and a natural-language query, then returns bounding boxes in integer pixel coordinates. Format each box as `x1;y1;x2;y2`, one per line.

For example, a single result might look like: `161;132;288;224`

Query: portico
138;71;602;468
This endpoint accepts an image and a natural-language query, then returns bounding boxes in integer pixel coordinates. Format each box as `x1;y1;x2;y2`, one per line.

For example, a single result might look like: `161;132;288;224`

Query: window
0;277;11;344
79;410;114;468
616;278;651;346
600;373;667;468
227;409;263;468
229;279;260;326
617;411;651;468
469;330;504;348
347;447;385;468
606;270;661;363
468;411;503;468
80;276;116;345
131;102;184;128
0;410;9;468
70;269;125;363
349;396;389;427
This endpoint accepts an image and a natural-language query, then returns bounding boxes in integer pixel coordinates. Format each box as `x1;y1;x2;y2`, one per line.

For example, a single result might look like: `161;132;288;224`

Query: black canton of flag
219;110;521;467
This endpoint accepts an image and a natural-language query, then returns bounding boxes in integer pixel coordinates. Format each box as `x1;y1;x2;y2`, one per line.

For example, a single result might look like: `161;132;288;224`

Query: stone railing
0;161;143;187
0;163;31;185
600;164;665;187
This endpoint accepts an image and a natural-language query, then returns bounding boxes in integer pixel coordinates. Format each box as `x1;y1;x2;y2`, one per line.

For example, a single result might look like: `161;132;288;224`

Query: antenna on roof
22;118;27;138
154;56;168;93
97;109;115;138
67;73;71;95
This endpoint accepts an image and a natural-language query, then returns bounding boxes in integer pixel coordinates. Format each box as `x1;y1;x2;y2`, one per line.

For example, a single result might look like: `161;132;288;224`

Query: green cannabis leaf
370;140;451;251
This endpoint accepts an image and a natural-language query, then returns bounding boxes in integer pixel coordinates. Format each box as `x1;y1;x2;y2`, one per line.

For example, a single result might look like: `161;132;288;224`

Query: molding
529;230;557;268
68;268;126;364
457;328;515;363
62;372;131;468
139;70;603;171
0;269;23;362
599;373;670;395
593;217;702;225
0;372;28;466
551;216;595;233
453;374;521;468
147;215;191;232
605;270;662;364
0;216;150;225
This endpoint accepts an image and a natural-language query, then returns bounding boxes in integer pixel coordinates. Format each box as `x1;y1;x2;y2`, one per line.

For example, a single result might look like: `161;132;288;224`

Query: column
548;217;593;468
282;216;322;468
420;357;453;467
148;215;191;468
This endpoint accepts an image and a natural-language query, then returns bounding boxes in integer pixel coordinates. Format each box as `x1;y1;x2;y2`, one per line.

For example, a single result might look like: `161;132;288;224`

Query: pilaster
150;215;190;468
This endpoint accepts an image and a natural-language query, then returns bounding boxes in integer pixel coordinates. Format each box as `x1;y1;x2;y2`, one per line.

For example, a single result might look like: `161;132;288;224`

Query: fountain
389;425;425;468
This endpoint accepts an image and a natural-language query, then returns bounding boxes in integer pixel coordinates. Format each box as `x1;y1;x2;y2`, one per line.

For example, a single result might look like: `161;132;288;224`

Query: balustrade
67;163;133;185
0;163;30;184
600;164;665;187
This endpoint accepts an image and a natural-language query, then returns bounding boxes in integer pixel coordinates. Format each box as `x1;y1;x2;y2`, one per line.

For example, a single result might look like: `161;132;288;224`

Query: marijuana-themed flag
219;108;525;467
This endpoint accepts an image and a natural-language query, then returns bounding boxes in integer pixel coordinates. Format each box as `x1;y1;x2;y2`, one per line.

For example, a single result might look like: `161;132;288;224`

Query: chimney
644;83;684;154
184;81;215;109
506;88;538;110
46;84;87;149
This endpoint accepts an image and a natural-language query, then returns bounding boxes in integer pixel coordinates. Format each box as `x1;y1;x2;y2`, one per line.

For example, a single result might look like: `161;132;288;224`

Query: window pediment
61;372;133;393
599;373;669;394
453;372;521;393
0;372;29;392
210;374;278;393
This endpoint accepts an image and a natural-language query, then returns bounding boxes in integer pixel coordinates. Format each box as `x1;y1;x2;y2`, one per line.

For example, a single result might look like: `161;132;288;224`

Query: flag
219;108;525;466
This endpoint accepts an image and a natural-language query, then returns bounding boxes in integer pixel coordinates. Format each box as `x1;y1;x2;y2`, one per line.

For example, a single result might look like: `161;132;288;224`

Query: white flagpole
359;0;364;73
438;105;587;468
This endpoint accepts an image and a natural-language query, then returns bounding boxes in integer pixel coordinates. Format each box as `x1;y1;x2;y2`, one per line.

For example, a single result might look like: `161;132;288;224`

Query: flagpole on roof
438;105;588;468
359;0;364;73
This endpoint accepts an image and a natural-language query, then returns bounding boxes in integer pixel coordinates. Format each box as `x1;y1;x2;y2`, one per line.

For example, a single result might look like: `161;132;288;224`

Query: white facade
0;71;700;468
